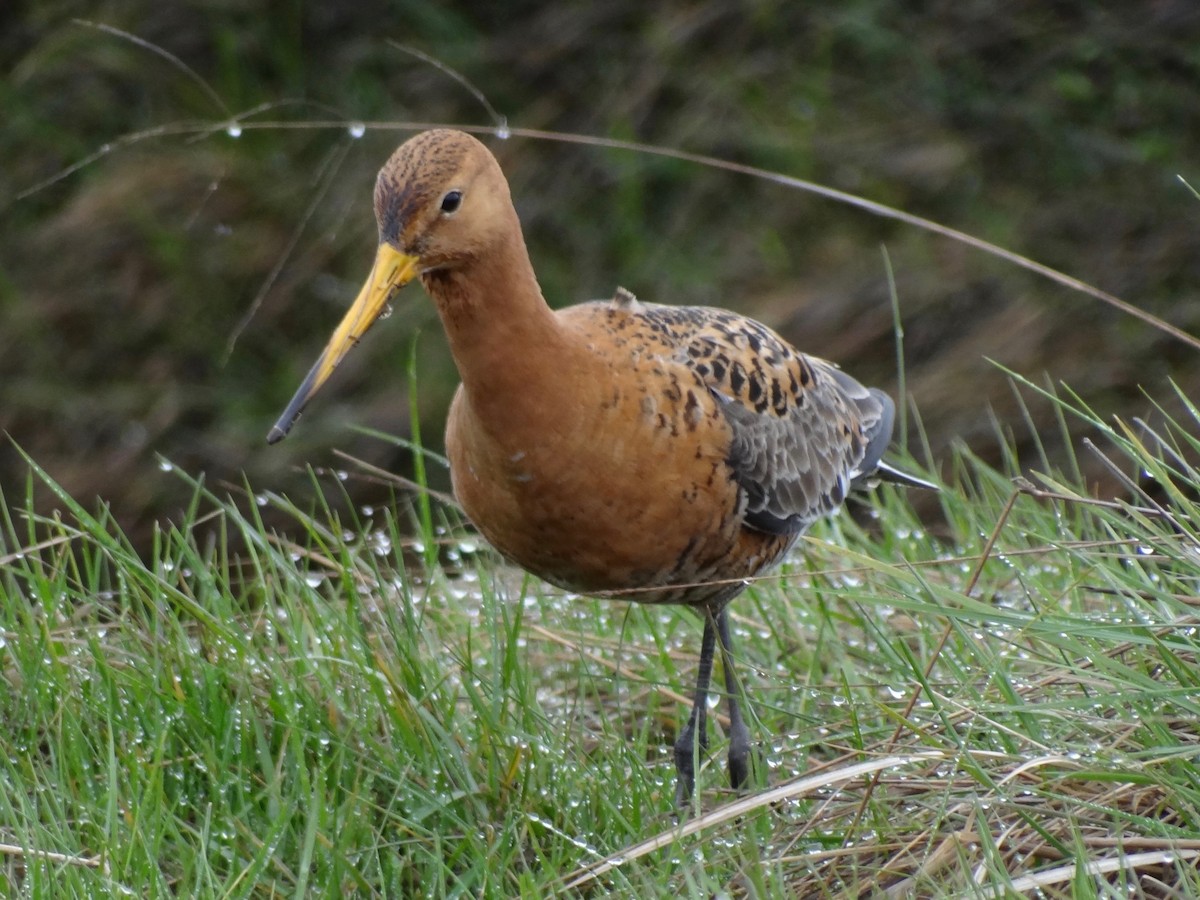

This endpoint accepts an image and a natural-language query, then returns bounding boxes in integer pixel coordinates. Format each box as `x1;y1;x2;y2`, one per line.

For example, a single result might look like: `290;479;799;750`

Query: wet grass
2;382;1200;897
5;9;1200;897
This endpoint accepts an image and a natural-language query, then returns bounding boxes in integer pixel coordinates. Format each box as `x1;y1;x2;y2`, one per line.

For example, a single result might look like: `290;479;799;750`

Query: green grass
2;382;1200;897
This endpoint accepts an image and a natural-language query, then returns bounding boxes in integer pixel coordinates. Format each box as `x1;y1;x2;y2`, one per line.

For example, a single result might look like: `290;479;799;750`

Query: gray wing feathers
855;388;895;486
719;364;894;536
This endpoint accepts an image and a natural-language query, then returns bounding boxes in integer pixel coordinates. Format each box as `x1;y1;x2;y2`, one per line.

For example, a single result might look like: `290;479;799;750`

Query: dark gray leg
674;614;716;806
716;607;751;791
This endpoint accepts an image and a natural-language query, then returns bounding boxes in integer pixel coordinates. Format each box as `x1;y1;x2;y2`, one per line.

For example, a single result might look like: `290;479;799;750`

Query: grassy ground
2;379;1199;897
5;9;1200;898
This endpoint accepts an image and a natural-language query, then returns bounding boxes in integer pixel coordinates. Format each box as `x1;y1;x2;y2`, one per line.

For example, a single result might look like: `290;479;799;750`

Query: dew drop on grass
495;118;510;140
158;460;174;472
225;122;242;138
305;573;325;589
347;122;366;139
371;531;392;556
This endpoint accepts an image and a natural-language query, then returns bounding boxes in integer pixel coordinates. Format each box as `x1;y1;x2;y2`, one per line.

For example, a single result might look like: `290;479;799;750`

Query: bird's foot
728;744;750;792
673;728;707;809
727;739;764;794
674;767;696;810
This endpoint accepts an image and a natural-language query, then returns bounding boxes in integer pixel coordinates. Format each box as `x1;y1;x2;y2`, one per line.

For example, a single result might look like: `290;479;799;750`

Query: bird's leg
716;607;752;791
674;614;717;807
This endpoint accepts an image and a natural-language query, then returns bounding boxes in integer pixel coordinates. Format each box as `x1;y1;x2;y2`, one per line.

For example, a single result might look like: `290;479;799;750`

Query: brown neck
421;226;569;419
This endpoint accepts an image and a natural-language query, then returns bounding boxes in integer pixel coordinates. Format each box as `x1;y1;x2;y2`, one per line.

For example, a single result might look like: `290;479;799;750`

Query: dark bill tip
266;356;323;445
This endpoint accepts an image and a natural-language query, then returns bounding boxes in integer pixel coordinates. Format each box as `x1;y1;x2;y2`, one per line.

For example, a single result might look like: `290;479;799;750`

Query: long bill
267;243;421;444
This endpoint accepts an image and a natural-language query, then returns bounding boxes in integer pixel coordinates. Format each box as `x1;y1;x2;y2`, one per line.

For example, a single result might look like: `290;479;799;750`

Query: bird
268;128;934;806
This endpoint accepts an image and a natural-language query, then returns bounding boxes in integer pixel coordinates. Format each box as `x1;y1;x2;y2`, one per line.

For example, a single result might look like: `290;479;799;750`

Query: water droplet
347;122;366;139
371;531;392;557
225;123;242;138
495;118;510;140
158;460;174;472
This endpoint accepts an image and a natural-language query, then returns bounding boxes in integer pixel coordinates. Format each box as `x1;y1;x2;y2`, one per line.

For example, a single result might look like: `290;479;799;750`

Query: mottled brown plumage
269;129;931;806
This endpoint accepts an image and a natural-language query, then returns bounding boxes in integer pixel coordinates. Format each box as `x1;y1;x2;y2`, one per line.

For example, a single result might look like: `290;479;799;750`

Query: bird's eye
440;190;463;214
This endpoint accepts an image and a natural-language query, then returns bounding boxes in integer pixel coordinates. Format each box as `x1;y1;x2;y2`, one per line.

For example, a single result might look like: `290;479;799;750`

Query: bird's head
268;129;510;443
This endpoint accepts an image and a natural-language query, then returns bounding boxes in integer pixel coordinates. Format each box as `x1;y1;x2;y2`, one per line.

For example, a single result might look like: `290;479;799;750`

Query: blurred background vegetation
3;0;1200;547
